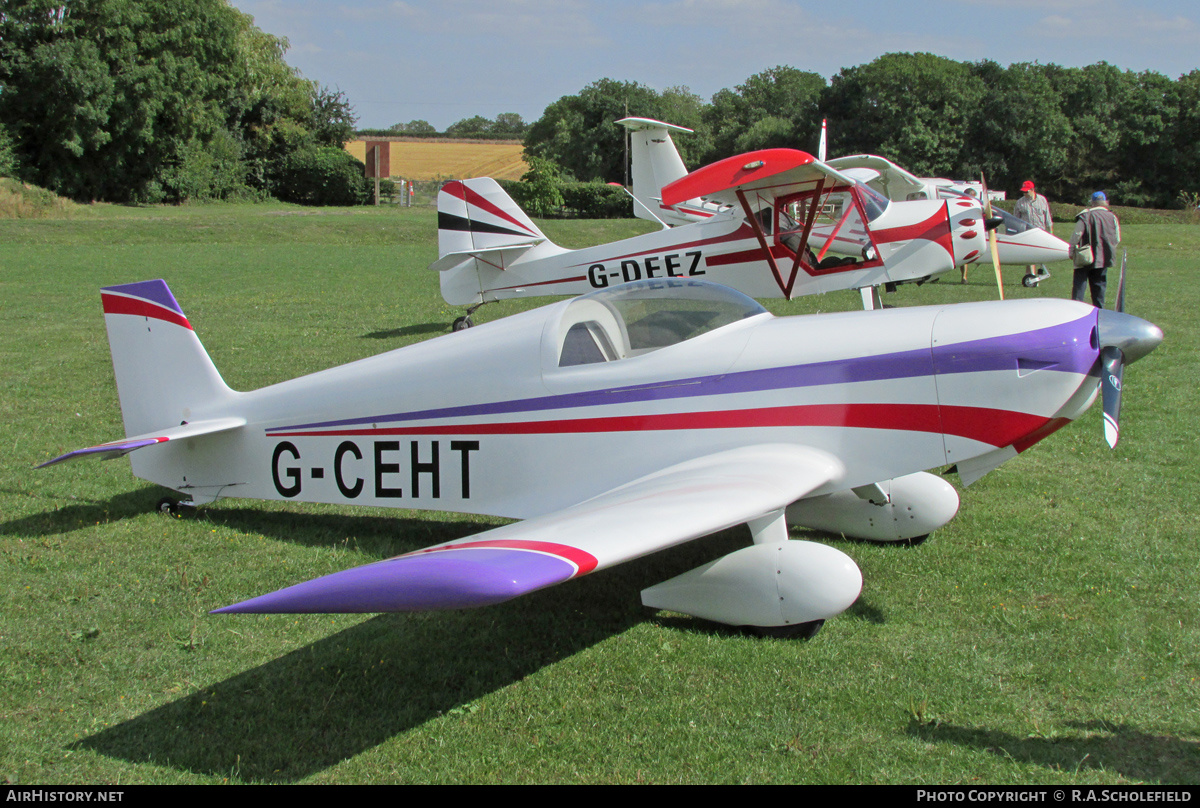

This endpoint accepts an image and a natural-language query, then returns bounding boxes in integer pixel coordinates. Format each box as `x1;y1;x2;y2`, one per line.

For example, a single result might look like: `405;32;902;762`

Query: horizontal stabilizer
428;241;542;272
214;444;845;614
37;416;246;468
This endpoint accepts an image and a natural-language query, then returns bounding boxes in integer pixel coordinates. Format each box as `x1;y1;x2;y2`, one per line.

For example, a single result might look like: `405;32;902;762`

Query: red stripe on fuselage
271;403;1050;449
873;207;953;258
567;224;755;268
101;294;193;330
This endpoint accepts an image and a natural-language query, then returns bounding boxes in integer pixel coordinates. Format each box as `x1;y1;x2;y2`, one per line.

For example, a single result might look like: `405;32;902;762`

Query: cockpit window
773;184;883;271
855;182;890;222
560;321;619;366
994;207;1035;235
557;280;766;366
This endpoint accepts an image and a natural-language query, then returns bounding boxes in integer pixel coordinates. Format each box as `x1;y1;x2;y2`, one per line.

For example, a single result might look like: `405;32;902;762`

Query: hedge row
496;179;632;219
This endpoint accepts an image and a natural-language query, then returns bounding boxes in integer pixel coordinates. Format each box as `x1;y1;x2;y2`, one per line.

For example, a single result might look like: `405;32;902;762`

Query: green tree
525;78;670;182
445;115;493;137
307;84;357;147
1171;70;1200;203
822;53;985;177
0;122;15;176
491;112;528;137
390;119;436;134
1110;69;1178;207
518;154;563;217
0;0;248;201
963;61;1071;195
273;145;367;206
703;66;825;162
1043;62;1126;202
0;0;363;204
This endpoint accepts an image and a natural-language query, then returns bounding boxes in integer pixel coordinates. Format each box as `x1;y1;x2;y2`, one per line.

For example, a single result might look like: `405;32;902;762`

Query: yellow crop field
344;139;527;181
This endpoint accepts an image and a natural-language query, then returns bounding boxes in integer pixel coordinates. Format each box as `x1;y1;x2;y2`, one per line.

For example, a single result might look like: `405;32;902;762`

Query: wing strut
789;178;827;289
734;180;825;300
735;189;791;298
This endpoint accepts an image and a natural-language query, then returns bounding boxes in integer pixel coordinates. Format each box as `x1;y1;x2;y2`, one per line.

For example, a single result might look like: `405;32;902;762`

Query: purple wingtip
101;280;184;316
36;438;163;468
211;548;577;614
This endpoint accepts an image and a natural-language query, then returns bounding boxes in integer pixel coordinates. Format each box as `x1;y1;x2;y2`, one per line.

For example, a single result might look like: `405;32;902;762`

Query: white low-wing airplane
39;278;1161;636
620;117;1070;285
435;139;996;324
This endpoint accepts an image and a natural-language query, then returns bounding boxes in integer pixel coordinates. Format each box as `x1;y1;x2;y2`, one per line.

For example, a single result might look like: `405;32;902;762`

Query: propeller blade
980;174;1003;300
1095;309;1163;449
1100;345;1124;448
1115;250;1127;313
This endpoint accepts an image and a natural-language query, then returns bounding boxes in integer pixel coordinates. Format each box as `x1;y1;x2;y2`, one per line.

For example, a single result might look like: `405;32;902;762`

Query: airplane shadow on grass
26;482;886;782
362;322;447;340
908;719;1200;784
71;505;889;783
0;486;176;538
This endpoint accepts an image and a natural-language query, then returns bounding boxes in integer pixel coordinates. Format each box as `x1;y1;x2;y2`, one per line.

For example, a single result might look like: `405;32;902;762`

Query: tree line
525;56;1200;209
0;0;366;204
3;3;1196;211
366;113;531;139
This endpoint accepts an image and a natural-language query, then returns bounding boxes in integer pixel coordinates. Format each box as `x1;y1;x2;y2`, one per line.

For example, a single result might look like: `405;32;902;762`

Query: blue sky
227;0;1200;131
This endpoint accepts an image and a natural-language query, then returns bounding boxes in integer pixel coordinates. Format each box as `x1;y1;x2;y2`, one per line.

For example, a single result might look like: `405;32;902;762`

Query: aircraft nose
1097;309;1163;365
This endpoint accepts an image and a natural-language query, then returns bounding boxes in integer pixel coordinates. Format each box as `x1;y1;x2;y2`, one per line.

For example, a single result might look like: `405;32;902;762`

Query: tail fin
616;117;729;226
100;280;235;437
617;117;692;223
433;178;551;306
436;178;546;260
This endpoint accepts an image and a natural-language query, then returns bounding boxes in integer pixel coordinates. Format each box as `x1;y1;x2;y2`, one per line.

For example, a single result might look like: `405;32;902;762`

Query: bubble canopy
557;280;769;366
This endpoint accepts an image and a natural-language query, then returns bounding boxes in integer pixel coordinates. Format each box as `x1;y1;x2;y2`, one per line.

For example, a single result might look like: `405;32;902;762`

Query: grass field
1;202;1198;785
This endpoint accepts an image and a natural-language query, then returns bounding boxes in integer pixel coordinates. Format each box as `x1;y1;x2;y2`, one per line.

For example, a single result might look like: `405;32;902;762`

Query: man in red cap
1013;180;1053;285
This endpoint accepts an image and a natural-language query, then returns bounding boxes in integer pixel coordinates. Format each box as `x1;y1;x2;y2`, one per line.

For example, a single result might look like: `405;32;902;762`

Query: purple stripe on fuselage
267;313;1096;434
211;548;577;613
101;280;184;315
933;312;1097;377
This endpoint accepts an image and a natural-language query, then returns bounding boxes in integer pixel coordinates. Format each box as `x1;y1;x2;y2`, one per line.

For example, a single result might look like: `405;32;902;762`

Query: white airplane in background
620;117;1070;291
814;119;998;203
40;275;1160;636
435;137;996;323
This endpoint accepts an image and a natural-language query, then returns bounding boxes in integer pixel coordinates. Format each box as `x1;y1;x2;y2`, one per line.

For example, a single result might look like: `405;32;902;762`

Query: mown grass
1;203;1197;784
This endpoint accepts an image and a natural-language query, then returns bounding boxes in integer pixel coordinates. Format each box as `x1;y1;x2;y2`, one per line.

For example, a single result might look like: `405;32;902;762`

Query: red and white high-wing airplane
434;147;993;322
40;277;1161;636
620;117;1070;287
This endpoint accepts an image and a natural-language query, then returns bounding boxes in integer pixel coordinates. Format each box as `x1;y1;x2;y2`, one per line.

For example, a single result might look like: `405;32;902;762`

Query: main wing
213;444;844;613
825;154;929;200
660;148;858;210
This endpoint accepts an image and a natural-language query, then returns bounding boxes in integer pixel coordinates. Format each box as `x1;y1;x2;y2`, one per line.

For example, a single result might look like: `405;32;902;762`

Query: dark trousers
1072;266;1107;308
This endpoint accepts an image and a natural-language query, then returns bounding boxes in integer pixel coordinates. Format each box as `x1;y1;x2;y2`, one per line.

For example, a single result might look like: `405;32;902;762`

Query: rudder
100;280;235;437
434;179;553;306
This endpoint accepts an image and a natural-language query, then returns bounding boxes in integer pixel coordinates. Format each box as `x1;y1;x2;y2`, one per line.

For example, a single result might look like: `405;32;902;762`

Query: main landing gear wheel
157;497;180;517
1022;269;1051;288
452;315;473;331
749;620;824;640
